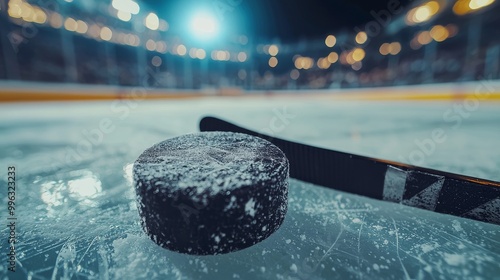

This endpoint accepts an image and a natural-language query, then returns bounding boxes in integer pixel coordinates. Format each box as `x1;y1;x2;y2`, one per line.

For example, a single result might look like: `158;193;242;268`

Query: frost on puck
133;132;289;255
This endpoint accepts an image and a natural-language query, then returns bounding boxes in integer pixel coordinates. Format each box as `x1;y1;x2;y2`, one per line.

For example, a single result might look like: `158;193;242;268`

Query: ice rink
1;96;499;279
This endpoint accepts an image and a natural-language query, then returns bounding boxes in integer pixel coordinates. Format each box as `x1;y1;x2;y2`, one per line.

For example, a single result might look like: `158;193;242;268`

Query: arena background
1;0;500;279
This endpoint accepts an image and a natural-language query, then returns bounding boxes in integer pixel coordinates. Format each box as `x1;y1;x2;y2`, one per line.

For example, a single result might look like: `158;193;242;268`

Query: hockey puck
133;132;289;255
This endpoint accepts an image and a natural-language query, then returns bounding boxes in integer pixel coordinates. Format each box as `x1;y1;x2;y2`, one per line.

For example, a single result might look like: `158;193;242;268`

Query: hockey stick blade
200;116;500;226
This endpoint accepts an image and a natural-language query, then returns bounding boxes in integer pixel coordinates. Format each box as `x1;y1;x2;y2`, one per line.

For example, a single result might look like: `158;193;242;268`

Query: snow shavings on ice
245;198;257;217
11;173;500;280
2;99;500;279
443;253;466;266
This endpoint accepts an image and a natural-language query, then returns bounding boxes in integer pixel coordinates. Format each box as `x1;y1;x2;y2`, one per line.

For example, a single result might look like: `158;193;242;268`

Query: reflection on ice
123;163;138;206
40;170;102;216
40;181;65;209
68;173;102;201
123;163;134;185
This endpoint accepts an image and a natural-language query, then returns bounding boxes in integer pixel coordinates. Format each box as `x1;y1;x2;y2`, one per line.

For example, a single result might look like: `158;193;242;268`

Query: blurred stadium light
453;0;495;15
112;0;140;15
144;12;159;30
406;1;441;25
189;11;220;41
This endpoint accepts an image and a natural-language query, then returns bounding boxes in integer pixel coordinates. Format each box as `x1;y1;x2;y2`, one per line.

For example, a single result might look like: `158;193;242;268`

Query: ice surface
1;96;499;279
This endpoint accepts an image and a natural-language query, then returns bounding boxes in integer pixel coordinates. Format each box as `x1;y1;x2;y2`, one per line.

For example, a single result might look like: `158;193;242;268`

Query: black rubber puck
133;132;289;255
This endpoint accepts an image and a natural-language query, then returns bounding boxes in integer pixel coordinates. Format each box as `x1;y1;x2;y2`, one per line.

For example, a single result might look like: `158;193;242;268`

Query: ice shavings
245;198;257;217
420;242;439;254
443;253;466;266
224;196;237;211
278;179;500;280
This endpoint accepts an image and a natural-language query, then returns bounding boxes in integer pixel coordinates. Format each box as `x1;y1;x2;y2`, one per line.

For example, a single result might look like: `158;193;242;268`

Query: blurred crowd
1;0;499;91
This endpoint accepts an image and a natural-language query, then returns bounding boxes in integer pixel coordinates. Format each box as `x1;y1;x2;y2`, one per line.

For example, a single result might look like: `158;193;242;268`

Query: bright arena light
112;0;140;15
190;12;219;40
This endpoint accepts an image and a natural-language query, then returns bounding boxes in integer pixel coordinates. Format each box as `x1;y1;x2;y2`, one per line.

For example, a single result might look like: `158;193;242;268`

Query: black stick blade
199;116;500;225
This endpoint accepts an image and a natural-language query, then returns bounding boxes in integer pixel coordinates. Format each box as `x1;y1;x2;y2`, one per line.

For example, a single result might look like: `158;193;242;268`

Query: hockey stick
199;116;500;226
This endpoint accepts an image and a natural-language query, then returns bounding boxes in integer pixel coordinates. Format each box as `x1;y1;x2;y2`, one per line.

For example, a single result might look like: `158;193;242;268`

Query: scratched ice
0;97;499;279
